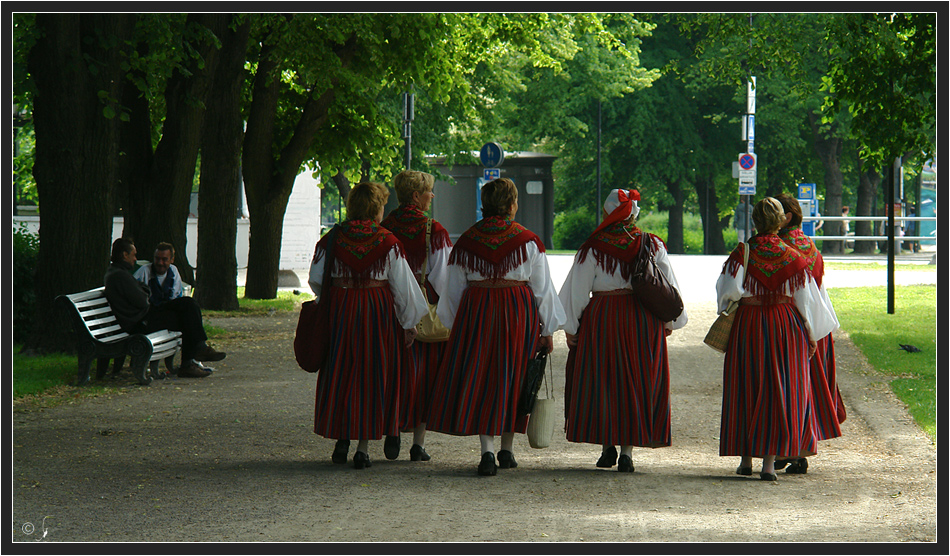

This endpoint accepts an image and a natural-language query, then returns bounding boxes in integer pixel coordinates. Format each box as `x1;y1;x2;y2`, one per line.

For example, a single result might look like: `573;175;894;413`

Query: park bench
56;287;182;386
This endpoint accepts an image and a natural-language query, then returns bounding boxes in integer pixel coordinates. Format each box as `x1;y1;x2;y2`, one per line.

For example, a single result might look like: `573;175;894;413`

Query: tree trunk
854;157;882;254
664;178;685;254
121;14;225;286
330;172;354;203
244;192;294;299
26;14;135;353
809;111;845;254
194;16;251;311
693;170;728;255
241;31;354;299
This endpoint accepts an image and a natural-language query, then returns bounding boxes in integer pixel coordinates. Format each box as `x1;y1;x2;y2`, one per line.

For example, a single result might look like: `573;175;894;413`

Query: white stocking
479;435;494;455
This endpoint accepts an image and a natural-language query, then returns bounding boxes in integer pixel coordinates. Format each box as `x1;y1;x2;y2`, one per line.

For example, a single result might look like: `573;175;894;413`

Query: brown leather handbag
630;233;684;322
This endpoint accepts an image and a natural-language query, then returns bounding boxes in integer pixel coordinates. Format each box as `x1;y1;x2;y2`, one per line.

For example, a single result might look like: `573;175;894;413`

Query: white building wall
13;170;321;272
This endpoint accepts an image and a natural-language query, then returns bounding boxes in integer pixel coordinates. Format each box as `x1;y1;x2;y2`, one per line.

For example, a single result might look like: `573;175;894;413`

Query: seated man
133;241;183;306
104;238;225;378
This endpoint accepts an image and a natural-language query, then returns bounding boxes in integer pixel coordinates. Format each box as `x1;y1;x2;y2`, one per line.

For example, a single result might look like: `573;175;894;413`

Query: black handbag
518;349;548;416
630;233;684;323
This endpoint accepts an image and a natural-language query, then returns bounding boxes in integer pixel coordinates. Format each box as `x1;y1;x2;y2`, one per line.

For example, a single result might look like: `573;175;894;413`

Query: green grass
12;344;122;407
828;285;937;439
825;261;936;272
201;287;313;318
13;288;314;400
12;344;78;398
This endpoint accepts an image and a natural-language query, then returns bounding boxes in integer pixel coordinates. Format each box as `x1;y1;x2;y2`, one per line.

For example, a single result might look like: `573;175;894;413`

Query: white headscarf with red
593;188;641;236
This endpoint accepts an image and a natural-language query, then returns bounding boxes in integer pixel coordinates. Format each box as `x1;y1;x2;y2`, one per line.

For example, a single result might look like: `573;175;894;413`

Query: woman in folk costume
559;189;688;473
379;170;453;463
716;197;838;481
775;193;845;474
426;177;566;477
307;182;428;470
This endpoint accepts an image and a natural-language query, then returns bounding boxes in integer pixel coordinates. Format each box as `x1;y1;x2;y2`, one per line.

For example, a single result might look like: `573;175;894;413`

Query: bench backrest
62;287;129;345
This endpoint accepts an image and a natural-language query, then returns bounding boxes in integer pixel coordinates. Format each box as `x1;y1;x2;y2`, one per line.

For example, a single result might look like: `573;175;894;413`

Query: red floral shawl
448;215;545;279
779;226;824;288
724;234;810;302
313;220;404;286
576;221;663;282
380;203;452;273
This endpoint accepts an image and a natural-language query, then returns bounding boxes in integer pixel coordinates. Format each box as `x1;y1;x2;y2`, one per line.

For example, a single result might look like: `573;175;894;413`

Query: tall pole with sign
738;76;756;241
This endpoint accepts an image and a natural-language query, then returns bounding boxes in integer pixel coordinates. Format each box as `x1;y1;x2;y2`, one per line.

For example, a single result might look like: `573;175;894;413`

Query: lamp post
402;87;414;170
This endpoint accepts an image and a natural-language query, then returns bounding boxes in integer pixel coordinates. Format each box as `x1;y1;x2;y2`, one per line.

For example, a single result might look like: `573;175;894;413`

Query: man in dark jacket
104;238;224;378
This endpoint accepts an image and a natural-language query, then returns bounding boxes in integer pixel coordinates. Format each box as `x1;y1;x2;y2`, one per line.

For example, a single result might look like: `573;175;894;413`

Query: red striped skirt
719;303;817;457
313;285;407;440
810;333;846;440
425;284;539;436
564;293;671;447
401;339;448;429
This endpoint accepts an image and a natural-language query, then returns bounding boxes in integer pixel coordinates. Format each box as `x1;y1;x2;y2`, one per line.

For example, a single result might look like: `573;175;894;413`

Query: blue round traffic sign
480;142;505;168
739;153;756;170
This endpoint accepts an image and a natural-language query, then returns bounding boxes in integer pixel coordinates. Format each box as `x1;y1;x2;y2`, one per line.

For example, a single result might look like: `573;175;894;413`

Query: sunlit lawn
828;285;937;439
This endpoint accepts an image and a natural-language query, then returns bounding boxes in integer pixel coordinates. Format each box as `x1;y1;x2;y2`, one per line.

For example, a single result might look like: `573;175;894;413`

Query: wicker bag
703;300;739;353
703;242;749;353
415;219;451;343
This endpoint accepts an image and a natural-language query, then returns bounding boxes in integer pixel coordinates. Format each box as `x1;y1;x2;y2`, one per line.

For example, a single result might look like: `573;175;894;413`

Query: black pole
704;183;708;254
886;157;897;314
596;100;602;226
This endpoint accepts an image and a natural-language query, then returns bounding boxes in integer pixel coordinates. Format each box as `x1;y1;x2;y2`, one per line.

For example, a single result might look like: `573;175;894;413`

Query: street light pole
596;100;602;227
403;86;414;170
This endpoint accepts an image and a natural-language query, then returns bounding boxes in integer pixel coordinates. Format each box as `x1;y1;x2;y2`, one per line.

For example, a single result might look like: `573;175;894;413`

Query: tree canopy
13;11;937;351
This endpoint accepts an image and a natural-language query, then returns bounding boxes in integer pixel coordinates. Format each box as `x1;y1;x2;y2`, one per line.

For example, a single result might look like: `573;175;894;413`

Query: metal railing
800;215;937;241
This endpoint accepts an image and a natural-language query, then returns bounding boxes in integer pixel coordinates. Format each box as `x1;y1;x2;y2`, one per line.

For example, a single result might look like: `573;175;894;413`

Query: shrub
553;208;596;250
13;224;39;343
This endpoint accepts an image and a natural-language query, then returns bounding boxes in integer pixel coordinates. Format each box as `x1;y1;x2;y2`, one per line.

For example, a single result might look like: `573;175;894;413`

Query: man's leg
145;298;223;362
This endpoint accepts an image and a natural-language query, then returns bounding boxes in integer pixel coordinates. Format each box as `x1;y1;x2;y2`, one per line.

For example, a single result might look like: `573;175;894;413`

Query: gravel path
12;299;936;543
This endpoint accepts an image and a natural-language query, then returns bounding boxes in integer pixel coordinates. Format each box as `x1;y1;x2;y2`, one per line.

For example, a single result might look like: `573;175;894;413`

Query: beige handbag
415;219;451;343
703;242;749;353
526;361;556;449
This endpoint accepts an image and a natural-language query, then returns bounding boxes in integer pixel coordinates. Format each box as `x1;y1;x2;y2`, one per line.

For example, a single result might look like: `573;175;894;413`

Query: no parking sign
738;153;757;195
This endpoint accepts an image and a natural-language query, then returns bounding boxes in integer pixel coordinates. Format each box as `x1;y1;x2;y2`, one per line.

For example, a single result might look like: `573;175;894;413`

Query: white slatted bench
56;287;182;386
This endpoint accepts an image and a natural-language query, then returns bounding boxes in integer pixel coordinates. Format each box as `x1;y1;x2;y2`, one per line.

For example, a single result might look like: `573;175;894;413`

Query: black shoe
618;454;635;473
596;446;618;468
785;458;808;474
477;452;497;476
760;472;777;482
332;439;349;464
774;458;792;470
353;451;372;470
497;450;518;469
409;444;431;462
194;343;226;363
736;466;753;476
384;435;401;460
